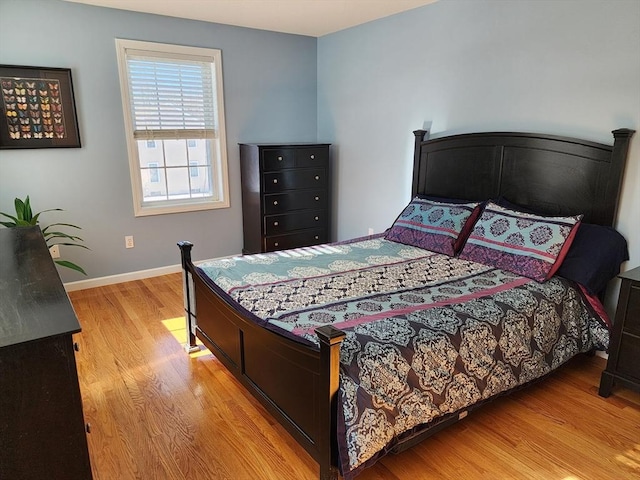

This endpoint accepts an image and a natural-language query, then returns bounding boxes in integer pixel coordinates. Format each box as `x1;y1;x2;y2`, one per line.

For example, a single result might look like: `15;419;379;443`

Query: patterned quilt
198;236;609;479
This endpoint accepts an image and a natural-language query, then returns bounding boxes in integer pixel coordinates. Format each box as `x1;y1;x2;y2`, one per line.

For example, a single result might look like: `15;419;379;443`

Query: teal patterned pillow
385;197;481;256
458;202;582;282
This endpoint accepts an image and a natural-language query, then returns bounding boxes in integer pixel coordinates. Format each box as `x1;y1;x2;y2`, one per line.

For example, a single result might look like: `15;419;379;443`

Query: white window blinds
125;53;218;140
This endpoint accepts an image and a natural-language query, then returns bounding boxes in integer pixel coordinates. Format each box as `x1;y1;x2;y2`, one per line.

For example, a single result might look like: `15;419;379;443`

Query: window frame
115;39;230;216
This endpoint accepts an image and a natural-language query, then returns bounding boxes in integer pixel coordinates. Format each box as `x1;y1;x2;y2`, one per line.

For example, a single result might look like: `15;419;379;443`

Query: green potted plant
1;196;88;275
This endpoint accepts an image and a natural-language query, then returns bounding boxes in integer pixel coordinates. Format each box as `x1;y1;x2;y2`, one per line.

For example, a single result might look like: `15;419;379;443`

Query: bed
178;128;634;479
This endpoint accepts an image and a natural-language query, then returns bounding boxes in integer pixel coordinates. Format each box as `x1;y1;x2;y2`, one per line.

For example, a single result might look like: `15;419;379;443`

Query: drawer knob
273;179;278;184
315;216;319;221
86;423;91;434
277;156;283;161
74;342;80;352
274;242;279;247
315;235;319;240
315;175;320;180
274;221;279;226
315;196;319;201
310;154;315;159
273;201;278;206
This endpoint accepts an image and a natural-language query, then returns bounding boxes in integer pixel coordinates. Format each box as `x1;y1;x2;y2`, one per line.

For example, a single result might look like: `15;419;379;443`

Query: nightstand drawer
616;333;640;380
623;284;640;335
263;190;327;214
264;210;326;235
263;168;327;193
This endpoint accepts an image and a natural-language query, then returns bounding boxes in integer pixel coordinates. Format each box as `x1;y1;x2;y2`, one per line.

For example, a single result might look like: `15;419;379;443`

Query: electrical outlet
49;245;60;259
125;235;135;249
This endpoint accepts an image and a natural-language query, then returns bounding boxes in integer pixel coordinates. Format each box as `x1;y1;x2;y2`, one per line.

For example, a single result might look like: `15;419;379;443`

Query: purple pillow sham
385;197;481;257
458;202;582;282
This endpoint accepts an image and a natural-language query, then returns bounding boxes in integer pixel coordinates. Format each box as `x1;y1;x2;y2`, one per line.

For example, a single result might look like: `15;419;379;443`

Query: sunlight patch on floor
161;316;211;358
615;443;640;470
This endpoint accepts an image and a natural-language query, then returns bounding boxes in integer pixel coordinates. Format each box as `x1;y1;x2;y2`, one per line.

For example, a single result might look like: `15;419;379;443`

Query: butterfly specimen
9;131;20;139
2;88;13;95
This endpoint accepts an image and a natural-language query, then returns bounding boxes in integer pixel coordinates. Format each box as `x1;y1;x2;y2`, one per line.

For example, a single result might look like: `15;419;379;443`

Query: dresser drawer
263;190;327;215
262;149;295;171
264;210;327;235
623;284;640;335
616;332;640;380
265;229;328;252
263;168;327;193
295;147;328;168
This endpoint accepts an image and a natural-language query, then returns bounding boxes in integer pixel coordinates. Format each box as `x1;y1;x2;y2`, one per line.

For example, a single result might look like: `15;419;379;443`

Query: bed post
412;129;429;197
316;325;347;480
177;241;199;353
606;128;635;225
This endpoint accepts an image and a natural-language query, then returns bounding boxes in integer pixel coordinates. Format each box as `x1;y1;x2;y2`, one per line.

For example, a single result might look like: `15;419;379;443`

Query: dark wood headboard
412;129;634;226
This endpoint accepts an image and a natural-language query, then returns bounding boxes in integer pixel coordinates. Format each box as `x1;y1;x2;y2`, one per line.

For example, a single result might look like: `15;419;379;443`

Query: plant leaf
44;231;85;242
24;196;33;221
43;222;82;231
54;259;87;275
14;198;25;221
49;242;90;250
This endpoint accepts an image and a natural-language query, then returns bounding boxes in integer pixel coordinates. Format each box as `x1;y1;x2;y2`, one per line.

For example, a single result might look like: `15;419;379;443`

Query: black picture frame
0;65;81;149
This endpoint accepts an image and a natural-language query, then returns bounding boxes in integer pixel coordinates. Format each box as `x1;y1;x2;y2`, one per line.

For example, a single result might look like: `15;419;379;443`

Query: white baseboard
64;264;182;292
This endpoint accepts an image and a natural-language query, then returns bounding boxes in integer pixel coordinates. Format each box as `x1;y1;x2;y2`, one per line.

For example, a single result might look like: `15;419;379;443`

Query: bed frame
178;128;634;479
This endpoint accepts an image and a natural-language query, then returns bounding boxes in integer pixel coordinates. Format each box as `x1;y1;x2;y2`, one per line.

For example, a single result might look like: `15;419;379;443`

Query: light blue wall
0;0;318;282
2;0;639;293
318;0;640;304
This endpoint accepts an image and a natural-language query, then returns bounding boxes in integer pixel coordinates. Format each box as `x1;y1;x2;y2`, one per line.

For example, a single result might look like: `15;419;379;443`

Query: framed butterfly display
0;65;81;149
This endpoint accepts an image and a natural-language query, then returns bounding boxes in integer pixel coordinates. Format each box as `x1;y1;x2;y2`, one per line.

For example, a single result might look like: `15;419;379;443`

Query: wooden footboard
178;241;344;480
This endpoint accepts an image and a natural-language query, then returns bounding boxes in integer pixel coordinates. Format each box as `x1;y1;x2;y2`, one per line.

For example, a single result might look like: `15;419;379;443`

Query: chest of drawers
0;226;92;479
240;143;331;254
599;265;640;397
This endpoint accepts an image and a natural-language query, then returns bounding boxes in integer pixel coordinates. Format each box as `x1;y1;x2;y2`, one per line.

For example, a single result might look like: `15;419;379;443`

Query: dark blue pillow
556;223;628;295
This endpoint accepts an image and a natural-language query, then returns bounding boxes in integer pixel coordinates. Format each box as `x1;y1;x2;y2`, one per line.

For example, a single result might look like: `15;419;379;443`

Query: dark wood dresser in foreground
240;143;331;254
599;265;640;397
0;226;92;479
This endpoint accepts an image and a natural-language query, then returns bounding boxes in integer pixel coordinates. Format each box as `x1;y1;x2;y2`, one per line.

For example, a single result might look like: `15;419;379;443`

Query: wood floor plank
69;273;640;480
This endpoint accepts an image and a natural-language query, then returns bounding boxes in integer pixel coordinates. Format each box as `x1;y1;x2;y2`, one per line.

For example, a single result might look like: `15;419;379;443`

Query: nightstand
599;265;640;397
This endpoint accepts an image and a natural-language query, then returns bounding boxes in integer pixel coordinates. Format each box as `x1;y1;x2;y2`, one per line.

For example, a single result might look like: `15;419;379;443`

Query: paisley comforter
197;236;609;478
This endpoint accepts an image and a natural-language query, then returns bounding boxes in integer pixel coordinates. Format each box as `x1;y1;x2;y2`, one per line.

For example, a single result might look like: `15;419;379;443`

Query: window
115;39;230;216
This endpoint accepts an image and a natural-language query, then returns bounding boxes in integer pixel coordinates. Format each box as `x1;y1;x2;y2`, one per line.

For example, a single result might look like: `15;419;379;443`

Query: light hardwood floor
69;273;640;480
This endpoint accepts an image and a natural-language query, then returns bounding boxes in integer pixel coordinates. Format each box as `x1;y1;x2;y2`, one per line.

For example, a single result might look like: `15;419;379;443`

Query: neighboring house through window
115;39;230;216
